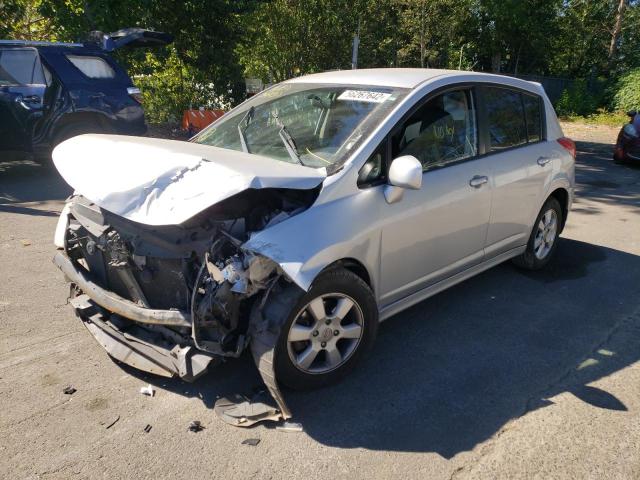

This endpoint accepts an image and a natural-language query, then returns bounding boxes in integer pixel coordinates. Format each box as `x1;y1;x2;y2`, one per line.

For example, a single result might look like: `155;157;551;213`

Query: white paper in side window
337;90;391;103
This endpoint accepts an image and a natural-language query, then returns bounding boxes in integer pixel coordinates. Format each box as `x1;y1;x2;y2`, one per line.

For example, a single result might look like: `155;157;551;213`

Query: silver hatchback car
53;68;575;424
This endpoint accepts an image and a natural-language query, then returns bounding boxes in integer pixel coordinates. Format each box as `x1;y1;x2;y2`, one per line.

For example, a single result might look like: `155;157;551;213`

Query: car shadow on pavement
0;160;72;215
126;238;640;458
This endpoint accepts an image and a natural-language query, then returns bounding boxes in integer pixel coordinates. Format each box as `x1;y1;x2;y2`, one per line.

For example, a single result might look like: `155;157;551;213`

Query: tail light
557;137;576;159
127;86;143;104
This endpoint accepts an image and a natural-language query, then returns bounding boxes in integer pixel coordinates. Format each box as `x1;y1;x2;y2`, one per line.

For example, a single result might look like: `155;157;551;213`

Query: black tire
264;268;378;391
53;122;107;149
613;153;625;165
512;197;563;270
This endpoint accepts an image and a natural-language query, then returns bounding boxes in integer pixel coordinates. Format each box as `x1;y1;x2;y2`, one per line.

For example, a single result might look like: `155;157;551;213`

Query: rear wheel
266;268;378;390
512;197;562;270
39;121;110;164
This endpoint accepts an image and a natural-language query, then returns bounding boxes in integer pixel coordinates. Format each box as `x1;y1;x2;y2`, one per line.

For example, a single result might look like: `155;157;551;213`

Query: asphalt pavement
1;123;639;479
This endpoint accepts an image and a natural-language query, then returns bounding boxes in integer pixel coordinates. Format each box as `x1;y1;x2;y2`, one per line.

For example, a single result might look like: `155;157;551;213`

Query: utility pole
351;19;360;70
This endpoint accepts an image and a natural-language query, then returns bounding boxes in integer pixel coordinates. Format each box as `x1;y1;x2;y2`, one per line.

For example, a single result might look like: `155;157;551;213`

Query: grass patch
560;110;628;127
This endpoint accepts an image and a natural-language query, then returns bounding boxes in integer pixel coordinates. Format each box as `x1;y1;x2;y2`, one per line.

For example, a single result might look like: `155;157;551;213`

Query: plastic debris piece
63;385;77;395
214;391;282;427
242;438;261;446
140;384;155;397
276;421;304;433
21;240;32;247
188;420;204;432
143;424;152;433
105;415;120;429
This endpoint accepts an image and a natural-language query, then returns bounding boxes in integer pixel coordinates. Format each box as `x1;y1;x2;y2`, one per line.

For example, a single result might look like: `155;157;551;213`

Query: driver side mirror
384;155;422;204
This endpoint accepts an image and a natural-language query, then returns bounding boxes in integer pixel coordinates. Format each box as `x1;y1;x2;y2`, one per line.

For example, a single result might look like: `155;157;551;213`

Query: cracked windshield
193;83;407;170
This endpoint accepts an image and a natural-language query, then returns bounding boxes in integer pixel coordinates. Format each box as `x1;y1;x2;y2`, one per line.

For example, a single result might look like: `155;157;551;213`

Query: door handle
469;175;489;188
537;156;551;166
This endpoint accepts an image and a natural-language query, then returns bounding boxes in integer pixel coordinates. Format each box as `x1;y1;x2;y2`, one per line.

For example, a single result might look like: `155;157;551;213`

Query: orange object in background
182;108;225;135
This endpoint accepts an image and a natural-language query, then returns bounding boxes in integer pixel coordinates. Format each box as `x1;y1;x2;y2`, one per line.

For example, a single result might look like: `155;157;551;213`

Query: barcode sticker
337;90;391;103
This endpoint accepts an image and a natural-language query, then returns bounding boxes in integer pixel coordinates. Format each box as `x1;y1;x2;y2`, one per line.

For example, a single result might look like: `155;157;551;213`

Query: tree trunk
608;0;627;65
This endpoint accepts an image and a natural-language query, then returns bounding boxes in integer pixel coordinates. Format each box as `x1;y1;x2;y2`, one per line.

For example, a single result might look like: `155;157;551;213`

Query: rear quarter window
65;55;115;79
523;94;542;143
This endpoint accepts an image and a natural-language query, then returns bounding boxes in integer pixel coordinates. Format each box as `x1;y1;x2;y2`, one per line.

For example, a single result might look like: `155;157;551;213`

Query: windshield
192;83;408;171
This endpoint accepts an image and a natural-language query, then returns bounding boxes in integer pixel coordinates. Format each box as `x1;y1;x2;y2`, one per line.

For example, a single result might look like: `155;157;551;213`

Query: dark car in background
614;110;640;164
0;28;172;161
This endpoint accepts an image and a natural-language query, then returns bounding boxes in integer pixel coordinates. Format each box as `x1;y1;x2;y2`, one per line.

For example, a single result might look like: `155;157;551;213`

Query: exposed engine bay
56;185;320;426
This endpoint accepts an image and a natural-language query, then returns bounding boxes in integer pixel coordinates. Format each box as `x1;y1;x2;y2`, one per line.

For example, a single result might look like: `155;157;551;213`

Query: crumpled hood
53;134;326;226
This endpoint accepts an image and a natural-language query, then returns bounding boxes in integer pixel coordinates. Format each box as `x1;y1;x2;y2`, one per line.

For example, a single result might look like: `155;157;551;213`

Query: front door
0;47;46;157
378;88;493;305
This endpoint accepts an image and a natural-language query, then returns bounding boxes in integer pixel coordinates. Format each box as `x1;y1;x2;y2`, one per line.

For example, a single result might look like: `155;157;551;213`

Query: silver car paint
247;72;573;310
54;70;574;317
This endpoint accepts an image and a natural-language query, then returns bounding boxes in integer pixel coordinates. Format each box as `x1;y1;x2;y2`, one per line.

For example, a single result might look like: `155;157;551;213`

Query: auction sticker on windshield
337;90;392;103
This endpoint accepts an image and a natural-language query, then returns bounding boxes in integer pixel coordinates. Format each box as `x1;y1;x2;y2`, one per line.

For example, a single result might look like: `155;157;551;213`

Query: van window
0;48;45;85
523;94;542;142
66;55;115;79
484;87;527;151
393;89;478;171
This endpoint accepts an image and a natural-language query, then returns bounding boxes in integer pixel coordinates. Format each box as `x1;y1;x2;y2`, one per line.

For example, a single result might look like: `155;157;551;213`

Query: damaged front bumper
54;248;292;426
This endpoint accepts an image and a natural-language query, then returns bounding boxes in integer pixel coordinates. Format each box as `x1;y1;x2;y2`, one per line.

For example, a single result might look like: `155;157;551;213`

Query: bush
131;49;233;124
612;68;640;113
555;79;598;117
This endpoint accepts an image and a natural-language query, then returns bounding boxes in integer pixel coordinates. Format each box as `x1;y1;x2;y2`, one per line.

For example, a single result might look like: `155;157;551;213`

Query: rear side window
0;48;45;85
484;87;527;151
66;55;115;79
523;94;542;142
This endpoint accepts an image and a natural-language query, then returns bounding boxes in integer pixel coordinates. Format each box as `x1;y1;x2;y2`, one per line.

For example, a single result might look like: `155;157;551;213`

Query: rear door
479;86;555;258
0;47;46;155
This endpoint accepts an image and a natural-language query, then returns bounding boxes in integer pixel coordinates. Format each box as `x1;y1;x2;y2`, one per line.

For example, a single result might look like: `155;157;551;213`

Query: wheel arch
320;258;374;293
548;187;570;232
51;111;114;142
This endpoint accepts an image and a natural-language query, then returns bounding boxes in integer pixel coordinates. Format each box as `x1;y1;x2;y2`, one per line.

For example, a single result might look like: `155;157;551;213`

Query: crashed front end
51;134;327;425
54;190;320;425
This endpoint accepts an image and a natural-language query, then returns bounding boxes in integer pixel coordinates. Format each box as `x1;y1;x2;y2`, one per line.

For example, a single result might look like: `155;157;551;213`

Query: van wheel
264;268;378;391
513;197;562;270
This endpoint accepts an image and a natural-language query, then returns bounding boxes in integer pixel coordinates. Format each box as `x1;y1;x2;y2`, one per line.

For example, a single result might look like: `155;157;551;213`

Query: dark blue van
0;28;172;161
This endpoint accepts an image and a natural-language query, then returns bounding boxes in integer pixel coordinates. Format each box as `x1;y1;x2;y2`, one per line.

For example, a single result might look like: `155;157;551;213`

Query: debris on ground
187;421;204;433
139;384;155;397
276;421;304;433
143;424;152;433
105;415;120;429
62;385;76;395
20;239;31;247
241;438;261;446
214;391;281;427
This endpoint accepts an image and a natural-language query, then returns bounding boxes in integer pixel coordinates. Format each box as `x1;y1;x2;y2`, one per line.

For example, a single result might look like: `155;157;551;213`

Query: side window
0;48;45;85
484;87;527;151
66;55;115;79
523;94;542;143
392;89;478;171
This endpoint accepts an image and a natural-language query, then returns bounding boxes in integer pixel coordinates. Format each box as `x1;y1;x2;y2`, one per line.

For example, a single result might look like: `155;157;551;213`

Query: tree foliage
3;0;640;120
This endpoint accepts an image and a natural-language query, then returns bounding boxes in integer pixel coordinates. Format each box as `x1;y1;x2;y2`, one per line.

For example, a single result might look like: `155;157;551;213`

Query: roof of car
285;68;526;90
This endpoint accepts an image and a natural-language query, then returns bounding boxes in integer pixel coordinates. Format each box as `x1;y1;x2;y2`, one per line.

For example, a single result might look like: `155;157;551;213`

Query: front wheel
266;268;378;390
512;197;563;270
